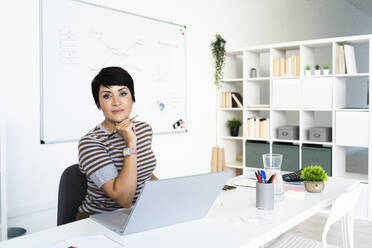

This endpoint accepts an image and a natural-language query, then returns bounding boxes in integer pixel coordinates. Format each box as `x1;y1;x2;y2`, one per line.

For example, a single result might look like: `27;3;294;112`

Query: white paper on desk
49;235;125;248
233;177;256;188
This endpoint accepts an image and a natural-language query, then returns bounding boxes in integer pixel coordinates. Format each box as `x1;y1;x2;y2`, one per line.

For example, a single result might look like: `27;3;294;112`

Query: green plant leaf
211;33;226;88
226;118;242;128
301;165;328;182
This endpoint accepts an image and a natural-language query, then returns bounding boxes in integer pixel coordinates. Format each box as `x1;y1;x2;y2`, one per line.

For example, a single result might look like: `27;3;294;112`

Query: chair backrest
57;164;87;226
321;184;362;248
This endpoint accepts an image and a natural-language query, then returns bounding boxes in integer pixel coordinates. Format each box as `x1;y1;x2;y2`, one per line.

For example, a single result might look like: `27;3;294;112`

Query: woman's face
98;85;133;124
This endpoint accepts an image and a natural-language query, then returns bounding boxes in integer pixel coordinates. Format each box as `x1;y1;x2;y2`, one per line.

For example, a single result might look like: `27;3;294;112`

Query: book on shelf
231;93;243;108
295;55;300;76
344;44;357;74
337;45;346;74
220;92;243;108
272;55;300;77
335;45;340;74
247;118;269;139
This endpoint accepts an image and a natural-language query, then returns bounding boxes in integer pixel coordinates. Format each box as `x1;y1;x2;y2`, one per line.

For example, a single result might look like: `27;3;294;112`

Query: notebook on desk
90;171;231;235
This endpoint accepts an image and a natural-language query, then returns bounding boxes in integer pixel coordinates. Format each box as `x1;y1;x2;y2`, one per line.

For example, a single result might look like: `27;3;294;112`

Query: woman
76;67;157;220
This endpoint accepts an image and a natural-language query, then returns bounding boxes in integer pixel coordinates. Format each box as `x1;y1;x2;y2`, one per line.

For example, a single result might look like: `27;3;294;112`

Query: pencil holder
256;182;274;210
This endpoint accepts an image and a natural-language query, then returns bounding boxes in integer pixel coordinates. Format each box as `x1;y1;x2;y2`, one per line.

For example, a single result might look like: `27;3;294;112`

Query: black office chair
57;164;87;226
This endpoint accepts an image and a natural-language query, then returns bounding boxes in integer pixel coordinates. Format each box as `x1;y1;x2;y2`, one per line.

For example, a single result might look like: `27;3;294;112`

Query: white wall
1;0;372;226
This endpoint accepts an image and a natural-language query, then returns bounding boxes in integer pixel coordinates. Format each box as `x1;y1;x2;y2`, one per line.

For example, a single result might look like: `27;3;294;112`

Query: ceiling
346;0;372;18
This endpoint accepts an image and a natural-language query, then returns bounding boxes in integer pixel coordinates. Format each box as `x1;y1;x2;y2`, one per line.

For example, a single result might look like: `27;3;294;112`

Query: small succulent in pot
314;64;321;75
323;64;330;75
301;165;328;193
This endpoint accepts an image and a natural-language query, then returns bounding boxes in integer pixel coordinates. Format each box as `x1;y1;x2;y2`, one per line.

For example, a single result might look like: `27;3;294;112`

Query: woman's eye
102;94;111;99
120;92;127;97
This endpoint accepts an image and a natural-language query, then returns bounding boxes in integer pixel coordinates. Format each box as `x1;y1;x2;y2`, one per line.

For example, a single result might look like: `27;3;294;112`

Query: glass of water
262;154;284;202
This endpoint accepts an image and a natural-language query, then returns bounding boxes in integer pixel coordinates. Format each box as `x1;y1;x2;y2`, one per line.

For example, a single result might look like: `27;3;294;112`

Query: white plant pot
315;70;321;76
323;69;329;75
305;70;311;76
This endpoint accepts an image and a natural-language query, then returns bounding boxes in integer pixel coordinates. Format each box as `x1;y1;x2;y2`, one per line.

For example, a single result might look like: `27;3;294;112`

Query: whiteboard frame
39;0;187;144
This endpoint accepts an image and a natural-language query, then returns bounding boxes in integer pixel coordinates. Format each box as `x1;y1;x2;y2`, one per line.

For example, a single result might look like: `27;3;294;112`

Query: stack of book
272;55;300;77
220;92;243;108
247;118;269;139
335;44;357;74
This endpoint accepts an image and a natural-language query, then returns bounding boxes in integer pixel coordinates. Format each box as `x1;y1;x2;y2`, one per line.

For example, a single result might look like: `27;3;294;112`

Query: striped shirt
78;121;156;214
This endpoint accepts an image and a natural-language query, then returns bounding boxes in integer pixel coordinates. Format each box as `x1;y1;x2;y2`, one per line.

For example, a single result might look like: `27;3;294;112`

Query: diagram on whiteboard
58;29;78;65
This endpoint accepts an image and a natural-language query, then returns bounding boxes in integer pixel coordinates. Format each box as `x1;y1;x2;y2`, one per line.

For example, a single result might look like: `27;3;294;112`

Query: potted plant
301;165;328;193
211;33;226;88
323;64;329;75
314;64;321;76
305;65;311;76
227;118;242;137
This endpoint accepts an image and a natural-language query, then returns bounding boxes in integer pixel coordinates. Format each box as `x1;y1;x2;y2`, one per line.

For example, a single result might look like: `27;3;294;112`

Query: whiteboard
40;0;187;144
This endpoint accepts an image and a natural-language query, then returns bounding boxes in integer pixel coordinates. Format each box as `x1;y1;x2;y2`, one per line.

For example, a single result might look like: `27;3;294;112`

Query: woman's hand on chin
115;118;137;147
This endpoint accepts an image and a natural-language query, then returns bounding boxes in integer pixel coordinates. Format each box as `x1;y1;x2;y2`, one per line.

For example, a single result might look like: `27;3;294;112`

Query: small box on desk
277;126;299;140
308;127;332;142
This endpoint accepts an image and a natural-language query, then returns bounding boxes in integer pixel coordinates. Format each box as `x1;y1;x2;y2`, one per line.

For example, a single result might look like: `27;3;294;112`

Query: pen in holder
256;182;274;210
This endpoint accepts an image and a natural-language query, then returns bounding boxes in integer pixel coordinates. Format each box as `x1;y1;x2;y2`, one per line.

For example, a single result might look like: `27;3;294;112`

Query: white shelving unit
218;35;371;219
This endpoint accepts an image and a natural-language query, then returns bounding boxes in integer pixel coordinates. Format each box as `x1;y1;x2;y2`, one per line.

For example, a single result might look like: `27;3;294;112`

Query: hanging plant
211;33;226;88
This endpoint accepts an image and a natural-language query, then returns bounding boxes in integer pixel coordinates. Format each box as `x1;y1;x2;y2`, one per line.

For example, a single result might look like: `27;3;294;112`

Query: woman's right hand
115;118;137;148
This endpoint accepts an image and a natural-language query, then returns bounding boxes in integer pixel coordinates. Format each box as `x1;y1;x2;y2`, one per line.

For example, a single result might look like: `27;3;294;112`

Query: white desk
0;177;359;248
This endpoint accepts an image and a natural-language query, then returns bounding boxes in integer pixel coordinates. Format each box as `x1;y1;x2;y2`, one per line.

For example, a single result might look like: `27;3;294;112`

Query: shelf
302;141;332;146
220;108;243;111
245;77;270;81
335;143;369;148
335;108;369;112
303;74;333;78
334;73;369;78
222;78;243;83
245;107;270;111
272;108;300;111
272;76;300;80
273;139;300;144
222;136;244;140
245;137;269;142
301;108;333;111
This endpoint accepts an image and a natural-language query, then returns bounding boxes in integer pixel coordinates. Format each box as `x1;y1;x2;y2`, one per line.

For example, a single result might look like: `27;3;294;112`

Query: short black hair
91;67;136;107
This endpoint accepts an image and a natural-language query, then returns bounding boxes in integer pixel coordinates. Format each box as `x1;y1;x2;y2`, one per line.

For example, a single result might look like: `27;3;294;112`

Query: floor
290;213;372;248
5;209;372;247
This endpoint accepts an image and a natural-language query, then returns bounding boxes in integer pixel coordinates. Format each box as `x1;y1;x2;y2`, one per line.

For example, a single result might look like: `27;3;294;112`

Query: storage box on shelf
271;111;299;141
301;111;332;143
302;145;332;176
217;34;371;219
272;142;299;172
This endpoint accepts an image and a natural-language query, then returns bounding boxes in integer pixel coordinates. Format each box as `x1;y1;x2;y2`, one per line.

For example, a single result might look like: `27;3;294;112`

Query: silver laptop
90;171;231;235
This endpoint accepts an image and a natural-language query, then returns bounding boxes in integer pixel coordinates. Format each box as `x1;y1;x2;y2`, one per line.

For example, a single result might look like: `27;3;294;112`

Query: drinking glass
262;154;284;202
